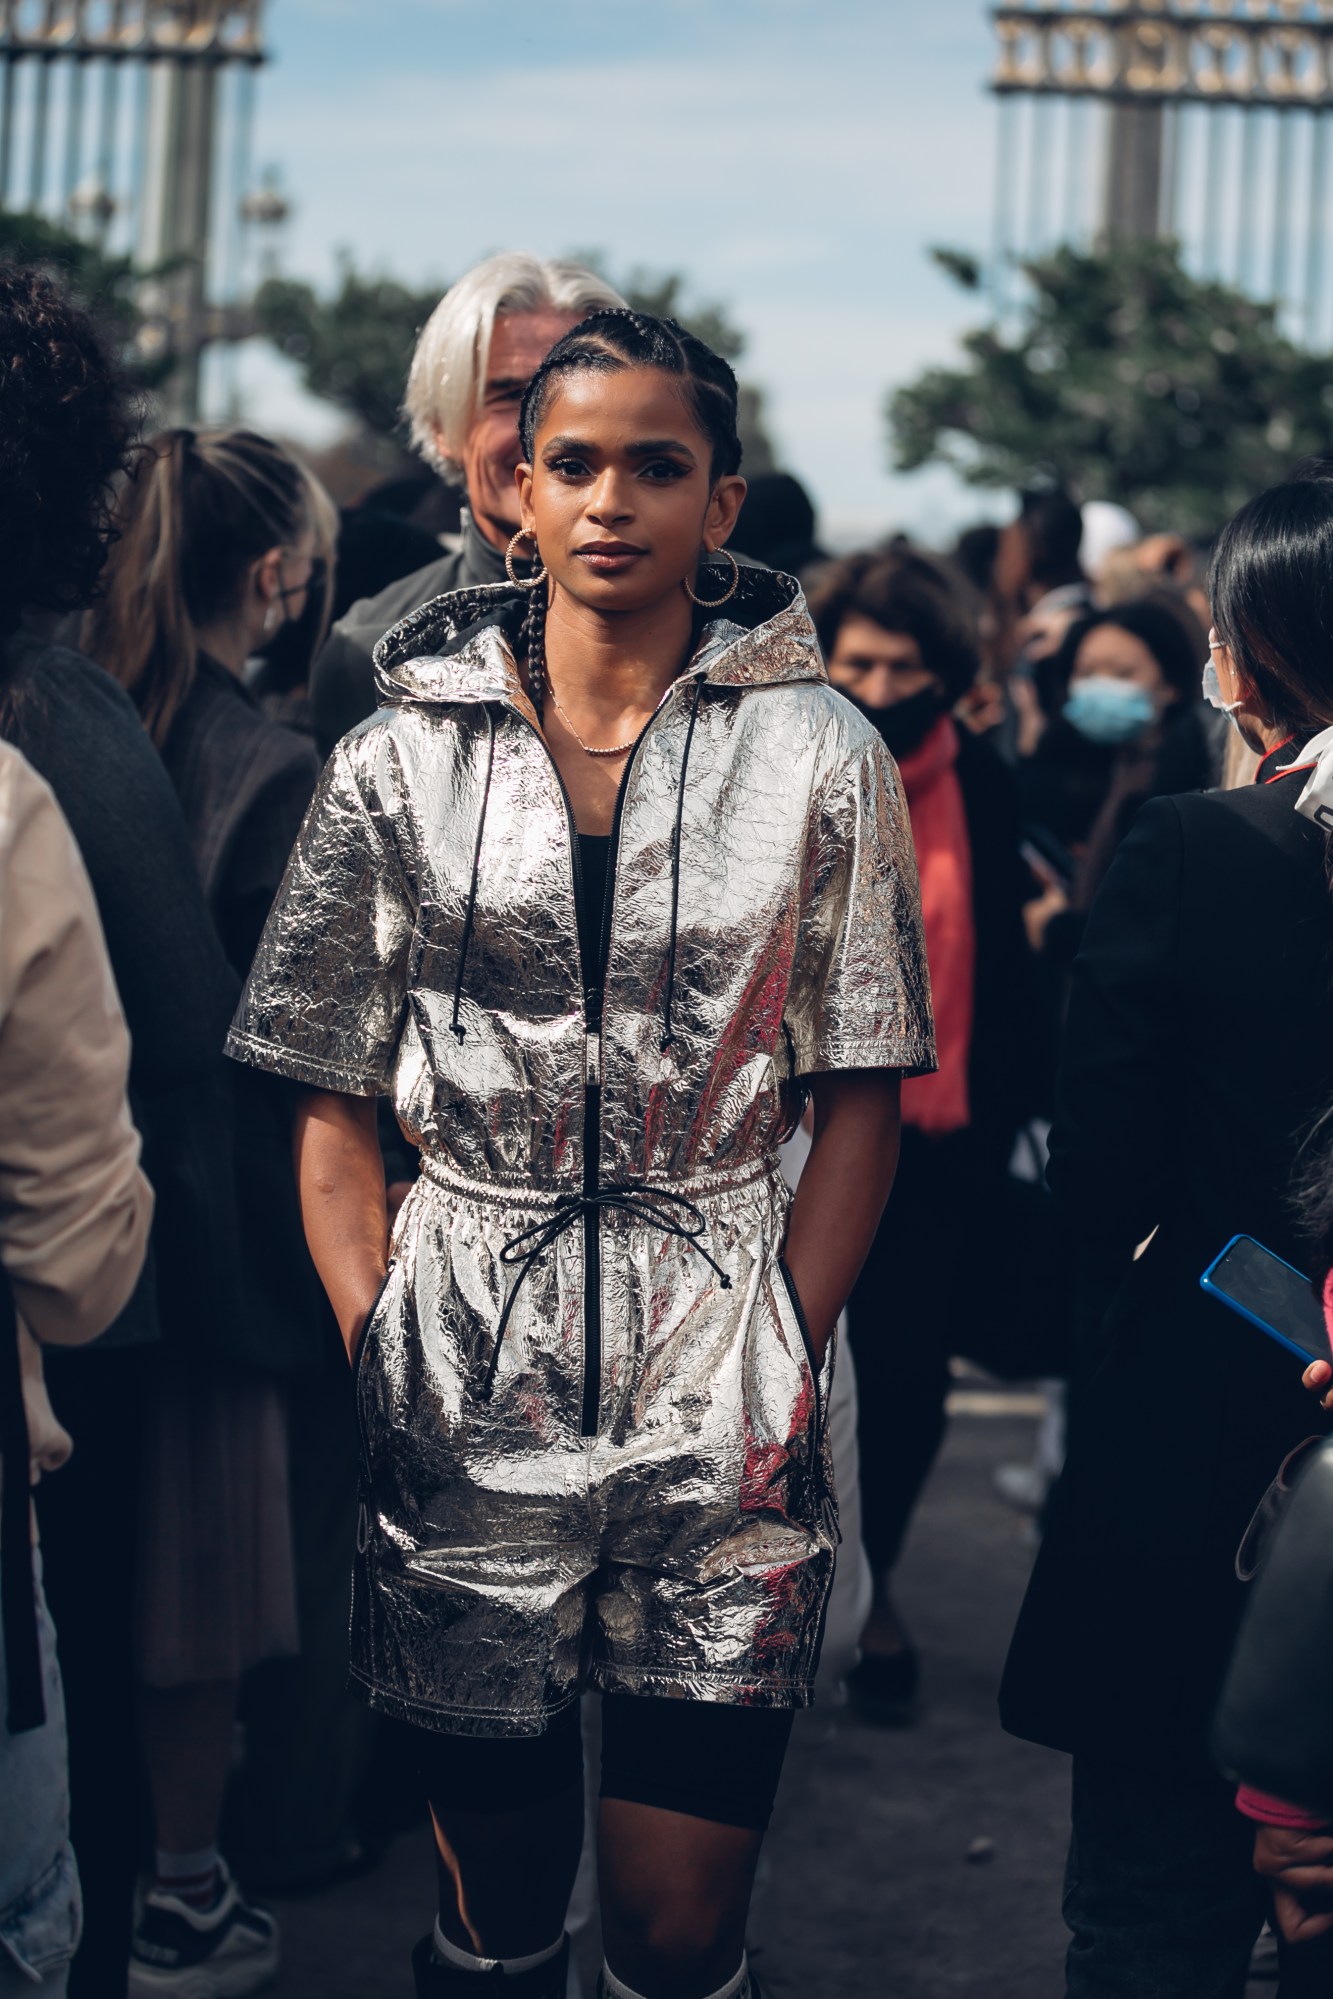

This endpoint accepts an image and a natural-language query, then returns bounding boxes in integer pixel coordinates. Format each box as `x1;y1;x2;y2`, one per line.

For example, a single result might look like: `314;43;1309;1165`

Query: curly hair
0;264;140;638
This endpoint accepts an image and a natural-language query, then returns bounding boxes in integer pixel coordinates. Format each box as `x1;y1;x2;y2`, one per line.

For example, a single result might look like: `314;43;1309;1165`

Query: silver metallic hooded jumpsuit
228;565;935;1737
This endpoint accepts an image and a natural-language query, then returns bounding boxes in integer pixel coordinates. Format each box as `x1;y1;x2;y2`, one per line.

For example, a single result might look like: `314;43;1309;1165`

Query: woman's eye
641;459;687;482
548;456;589;479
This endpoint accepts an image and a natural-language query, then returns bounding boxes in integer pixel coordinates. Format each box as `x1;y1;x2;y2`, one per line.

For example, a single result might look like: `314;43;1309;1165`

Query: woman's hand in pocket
294;1090;392;1367
781;1070;902;1370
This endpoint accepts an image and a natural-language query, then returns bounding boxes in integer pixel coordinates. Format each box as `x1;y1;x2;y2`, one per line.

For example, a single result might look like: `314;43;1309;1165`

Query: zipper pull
585;1031;602;1088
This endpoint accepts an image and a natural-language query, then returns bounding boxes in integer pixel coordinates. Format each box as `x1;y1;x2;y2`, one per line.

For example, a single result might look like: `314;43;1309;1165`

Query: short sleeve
226;739;415;1096
786;737;936;1077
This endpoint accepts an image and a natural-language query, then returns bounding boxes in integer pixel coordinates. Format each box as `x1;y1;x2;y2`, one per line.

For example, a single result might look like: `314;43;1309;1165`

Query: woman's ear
704;475;747;552
516;463;535;538
254;546;285;605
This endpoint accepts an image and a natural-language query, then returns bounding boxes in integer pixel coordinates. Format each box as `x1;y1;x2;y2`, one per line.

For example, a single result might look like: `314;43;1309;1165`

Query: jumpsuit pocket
776;1258;839;1540
353;1264;396;1523
777;1257;822;1442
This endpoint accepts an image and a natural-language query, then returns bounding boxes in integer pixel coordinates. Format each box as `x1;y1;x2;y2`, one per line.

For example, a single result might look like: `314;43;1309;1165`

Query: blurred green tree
254;259;442;439
889;239;1333;537
0;210;169;382
256;251;776;470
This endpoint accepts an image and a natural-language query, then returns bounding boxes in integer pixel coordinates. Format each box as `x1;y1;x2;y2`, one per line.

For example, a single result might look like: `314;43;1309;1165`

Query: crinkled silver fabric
228;565;935;1735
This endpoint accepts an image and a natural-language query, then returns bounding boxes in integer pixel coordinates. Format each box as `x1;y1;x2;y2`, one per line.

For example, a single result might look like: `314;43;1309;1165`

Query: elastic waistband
418;1151;783;1211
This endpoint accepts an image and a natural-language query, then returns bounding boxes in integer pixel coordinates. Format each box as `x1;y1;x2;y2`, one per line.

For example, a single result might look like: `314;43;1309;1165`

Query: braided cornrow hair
521;577;548;720
515;310;742;718
518;308;742;481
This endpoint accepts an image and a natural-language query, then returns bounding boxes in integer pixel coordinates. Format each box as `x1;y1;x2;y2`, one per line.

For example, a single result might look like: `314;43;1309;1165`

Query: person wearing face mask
1020;598;1212;970
999;479;1333;1997
808;547;1040;1722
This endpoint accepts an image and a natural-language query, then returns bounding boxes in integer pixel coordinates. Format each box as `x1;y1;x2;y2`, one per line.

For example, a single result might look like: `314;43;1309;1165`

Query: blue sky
233;0;1009;544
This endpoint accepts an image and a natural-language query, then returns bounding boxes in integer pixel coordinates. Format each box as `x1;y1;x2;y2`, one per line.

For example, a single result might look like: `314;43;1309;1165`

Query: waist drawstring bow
480;1184;732;1401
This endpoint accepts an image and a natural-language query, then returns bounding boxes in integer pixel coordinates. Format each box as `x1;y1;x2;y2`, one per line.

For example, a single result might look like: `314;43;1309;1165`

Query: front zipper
504;696;675;1438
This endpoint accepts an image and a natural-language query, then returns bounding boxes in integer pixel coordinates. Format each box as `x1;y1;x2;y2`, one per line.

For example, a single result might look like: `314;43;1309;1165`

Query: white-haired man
310;253;623;751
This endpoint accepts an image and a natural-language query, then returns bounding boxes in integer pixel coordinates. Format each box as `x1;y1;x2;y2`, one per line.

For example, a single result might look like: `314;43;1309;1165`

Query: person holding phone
1000;478;1333;1997
1225;1137;1333;1958
227;310;934;1999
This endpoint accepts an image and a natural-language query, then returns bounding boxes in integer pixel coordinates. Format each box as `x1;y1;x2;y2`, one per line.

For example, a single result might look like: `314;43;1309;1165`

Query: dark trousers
849;1129;977;1579
226;1349;371;1884
1067;1752;1333;1998
34;1346;149;1999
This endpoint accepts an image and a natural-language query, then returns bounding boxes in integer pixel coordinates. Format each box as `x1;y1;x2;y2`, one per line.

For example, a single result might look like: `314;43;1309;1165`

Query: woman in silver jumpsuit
229;313;935;1999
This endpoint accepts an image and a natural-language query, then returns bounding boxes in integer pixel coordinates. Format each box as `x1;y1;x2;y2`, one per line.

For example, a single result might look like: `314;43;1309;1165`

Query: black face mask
850;685;945;761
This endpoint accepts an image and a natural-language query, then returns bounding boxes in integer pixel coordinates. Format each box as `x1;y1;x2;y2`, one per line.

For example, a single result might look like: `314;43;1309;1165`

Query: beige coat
0;741;153;1479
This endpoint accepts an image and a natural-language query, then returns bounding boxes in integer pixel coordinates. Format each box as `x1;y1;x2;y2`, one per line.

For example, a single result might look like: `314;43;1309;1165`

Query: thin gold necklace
548;682;672;758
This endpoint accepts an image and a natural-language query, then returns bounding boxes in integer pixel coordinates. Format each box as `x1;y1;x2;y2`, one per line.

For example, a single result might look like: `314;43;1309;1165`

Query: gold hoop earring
683;547;740;609
505;529;547;590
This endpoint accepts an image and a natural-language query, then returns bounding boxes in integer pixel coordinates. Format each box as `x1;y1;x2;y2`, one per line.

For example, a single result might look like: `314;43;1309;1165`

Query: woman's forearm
782;1070;902;1359
294;1089;390;1362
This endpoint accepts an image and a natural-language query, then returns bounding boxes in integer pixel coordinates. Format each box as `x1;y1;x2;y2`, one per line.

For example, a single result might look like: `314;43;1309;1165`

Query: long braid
521;580;548;720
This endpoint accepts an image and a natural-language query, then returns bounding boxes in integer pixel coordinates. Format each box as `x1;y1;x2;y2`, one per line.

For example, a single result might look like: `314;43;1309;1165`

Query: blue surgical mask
1063;676;1156;745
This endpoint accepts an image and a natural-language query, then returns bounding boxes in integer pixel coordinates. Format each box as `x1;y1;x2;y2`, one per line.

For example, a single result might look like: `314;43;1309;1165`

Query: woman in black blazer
1001;480;1333;1996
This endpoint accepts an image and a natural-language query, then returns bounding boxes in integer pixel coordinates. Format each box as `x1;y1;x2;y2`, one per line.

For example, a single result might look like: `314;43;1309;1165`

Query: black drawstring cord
451;708;496;1043
661;677;704;1053
478;1184;732;1401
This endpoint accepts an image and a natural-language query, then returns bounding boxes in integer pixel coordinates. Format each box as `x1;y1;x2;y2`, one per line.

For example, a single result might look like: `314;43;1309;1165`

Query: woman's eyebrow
626;438;695;460
541;434;697;462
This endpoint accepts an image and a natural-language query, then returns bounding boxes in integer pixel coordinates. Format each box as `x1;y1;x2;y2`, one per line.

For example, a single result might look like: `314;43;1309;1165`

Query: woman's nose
586;472;634;525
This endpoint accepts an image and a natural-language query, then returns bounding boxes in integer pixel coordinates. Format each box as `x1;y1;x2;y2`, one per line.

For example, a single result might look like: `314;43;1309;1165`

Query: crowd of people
4;241;1333;1999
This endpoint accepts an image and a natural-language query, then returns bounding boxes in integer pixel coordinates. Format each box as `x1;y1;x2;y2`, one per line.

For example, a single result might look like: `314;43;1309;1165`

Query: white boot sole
127;1936;280;1999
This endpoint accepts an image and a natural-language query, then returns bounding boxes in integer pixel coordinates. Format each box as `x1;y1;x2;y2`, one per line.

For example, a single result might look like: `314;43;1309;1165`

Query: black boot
413;1933;570;1996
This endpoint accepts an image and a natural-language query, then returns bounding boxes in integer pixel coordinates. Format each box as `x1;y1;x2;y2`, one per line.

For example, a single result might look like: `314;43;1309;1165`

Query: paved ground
266;1406;1282;1996
269;1405;1079;1997
753;1407;1070;1998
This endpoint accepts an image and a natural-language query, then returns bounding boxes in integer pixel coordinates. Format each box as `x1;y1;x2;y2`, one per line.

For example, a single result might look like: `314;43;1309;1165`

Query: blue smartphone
1200;1235;1331;1367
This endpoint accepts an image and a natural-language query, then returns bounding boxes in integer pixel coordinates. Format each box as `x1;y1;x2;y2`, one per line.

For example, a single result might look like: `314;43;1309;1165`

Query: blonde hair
403;252;624;477
86;427;335;746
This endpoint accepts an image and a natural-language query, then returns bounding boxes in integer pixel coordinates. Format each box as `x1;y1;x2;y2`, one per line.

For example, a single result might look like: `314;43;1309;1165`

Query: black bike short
409;1694;795;1832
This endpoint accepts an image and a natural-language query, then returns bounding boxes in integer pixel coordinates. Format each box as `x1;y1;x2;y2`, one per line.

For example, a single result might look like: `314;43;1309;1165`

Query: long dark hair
515;309;743;717
1209;481;1333;739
